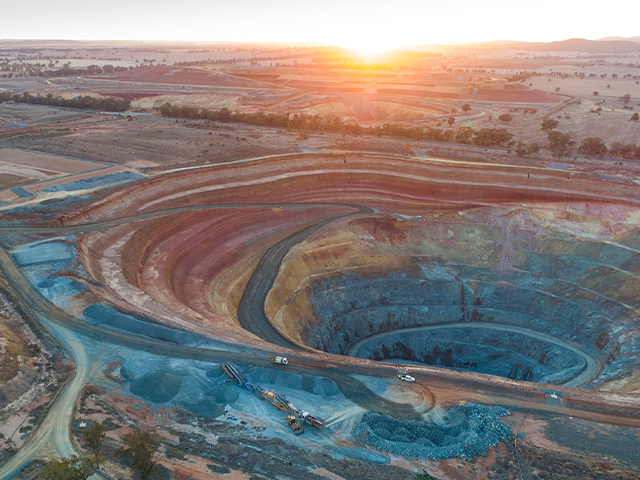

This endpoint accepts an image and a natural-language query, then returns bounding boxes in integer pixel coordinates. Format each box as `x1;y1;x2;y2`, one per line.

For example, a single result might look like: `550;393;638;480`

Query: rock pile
354;403;512;460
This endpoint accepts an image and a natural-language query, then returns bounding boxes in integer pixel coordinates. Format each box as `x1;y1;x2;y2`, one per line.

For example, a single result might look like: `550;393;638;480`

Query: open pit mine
2;151;640;479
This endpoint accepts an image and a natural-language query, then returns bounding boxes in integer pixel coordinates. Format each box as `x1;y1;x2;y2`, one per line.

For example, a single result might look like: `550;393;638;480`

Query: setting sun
341;38;397;57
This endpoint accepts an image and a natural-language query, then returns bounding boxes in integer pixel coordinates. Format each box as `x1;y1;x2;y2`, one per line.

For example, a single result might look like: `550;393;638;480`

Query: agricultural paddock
529;75;640;99
0;146;109;183
0;103;92;131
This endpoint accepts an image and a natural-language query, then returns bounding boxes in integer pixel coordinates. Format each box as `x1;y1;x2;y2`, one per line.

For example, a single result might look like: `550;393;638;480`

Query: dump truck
286;415;304;435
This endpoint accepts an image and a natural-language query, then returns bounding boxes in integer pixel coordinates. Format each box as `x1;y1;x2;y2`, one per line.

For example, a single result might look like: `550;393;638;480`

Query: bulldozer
286;415;304;435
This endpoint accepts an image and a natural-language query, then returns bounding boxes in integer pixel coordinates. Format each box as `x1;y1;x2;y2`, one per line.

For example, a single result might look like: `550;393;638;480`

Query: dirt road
237;205;372;348
0;320;89;479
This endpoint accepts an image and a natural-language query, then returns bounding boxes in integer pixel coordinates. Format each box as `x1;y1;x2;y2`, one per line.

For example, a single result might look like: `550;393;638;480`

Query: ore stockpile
355;404;512;460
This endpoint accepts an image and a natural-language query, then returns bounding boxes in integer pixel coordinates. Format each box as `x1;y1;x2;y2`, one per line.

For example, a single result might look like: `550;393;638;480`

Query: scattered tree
447;117;455;127
461;103;471;113
81;421;106;468
578;137;607;157
610;142;640;159
593;91;599;96
541;118;559;131
454;126;475;144
41;456;94;480
473;128;513;146
527;142;542;154
547;130;575;158
498;113;513;123
631;112;639;121
119;429;160;479
621;94;631;104
515;141;542;156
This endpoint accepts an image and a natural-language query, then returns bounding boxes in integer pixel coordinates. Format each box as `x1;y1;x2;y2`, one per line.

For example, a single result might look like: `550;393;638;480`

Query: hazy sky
3;0;638;50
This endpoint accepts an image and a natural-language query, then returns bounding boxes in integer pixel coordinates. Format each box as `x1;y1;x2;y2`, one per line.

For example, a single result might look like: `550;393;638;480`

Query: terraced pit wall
67;153;640;389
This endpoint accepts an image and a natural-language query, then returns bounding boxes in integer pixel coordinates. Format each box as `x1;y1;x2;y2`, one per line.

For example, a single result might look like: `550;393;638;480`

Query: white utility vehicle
271;355;288;365
397;366;416;382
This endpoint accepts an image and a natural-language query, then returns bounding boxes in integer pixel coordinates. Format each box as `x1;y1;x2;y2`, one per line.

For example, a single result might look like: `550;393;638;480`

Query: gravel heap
354;403;512;460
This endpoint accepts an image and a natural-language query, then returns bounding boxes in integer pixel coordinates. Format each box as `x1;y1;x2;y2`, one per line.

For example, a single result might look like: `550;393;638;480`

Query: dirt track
237;205;372;348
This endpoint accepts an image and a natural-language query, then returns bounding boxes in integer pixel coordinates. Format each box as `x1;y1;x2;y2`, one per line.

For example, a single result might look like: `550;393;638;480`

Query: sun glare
352;42;391;57
330;30;402;57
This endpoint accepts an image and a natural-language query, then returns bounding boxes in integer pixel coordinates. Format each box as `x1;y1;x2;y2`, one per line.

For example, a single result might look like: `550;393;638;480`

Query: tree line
160;102;640;158
0;91;131;112
158;102;516;147
0;63;131;79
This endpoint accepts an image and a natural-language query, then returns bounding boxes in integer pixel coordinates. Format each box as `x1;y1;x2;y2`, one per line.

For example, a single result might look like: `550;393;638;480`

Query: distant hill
0;39;83;45
527;38;640;52
436;37;640;53
598;36;640;43
460;38;640;53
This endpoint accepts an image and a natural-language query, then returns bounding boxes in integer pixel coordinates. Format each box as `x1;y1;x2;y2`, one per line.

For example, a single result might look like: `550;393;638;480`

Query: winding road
237;205;372;348
0;320;89;479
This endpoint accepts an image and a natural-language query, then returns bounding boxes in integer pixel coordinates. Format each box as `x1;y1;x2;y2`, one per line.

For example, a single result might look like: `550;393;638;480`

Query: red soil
504;83;529;90
94;66;174;83
97;91;164;100
93;66;255;88
376;88;467;99
287;79;343;88
122;206;352;324
378;82;437;87
232;73;283;83
474;88;565;103
63;153;640;227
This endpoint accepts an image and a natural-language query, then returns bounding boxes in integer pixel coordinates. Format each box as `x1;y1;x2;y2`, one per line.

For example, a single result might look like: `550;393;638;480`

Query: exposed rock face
270;207;640;387
70;153;640;389
345;327;586;384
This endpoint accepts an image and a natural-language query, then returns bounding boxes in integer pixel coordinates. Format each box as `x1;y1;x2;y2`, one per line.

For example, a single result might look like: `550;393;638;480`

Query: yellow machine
286;415;304;435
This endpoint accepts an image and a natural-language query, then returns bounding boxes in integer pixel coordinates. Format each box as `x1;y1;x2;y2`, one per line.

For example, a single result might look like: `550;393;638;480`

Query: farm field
0;147;110;186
